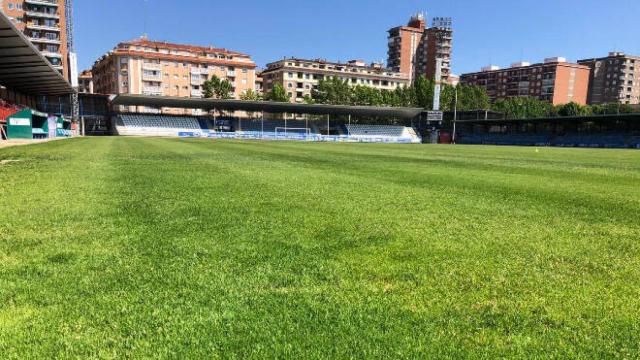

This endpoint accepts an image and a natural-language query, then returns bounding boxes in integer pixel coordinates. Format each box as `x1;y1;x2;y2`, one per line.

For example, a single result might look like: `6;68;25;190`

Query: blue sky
77;0;640;75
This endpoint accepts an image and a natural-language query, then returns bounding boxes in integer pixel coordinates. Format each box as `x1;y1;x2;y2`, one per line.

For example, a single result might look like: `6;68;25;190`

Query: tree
312;77;352;105
351;85;383;106
492;97;554;119
264;83;291;102
556;102;591;117
216;80;233;99
413;75;434;109
393;85;416;107
240;89;261;101
203;75;234;99
456;84;490;111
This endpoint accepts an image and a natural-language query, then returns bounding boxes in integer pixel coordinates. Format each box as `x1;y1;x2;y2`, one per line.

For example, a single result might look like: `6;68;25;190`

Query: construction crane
66;0;80;132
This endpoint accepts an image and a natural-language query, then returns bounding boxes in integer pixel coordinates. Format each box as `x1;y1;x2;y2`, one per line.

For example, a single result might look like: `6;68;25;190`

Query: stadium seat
345;125;419;140
116;114;202;136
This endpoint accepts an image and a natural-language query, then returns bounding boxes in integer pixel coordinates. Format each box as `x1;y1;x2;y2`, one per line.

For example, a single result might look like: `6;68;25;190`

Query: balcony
142;87;163;96
191;89;203;97
190;77;203;86
227;70;236;77
190;68;209;75
25;0;58;6
25;10;60;19
41;51;62;59
26;23;60;32
30;36;61;45
141;63;162;71
142;73;162;82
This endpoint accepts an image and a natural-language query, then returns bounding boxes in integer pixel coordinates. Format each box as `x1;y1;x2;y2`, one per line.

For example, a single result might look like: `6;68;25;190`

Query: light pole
452;87;458;144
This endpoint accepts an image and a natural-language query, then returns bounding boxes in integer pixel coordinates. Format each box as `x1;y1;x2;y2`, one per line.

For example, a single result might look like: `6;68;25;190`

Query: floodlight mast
66;0;80;132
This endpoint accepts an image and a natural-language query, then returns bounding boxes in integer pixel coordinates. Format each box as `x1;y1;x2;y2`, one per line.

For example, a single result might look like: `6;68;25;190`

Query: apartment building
460;58;591;105
78;69;93;94
260;58;410;103
1;0;68;79
255;74;263;96
387;13;453;84
91;38;257;104
578;52;640;105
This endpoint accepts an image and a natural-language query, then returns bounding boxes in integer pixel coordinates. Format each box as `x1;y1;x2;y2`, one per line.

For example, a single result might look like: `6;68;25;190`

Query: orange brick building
92;38;257;112
387;13;453;84
460;58;591;105
1;0;68;80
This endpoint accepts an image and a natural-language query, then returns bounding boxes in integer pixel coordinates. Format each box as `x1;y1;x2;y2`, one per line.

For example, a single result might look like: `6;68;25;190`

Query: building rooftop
464;58;589;75
264;57;399;73
118;38;251;58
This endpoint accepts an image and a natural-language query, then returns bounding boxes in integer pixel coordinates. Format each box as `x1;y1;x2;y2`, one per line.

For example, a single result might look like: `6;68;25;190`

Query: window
7;3;13;10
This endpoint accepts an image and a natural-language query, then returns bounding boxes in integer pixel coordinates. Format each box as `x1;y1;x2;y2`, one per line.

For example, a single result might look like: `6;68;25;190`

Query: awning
0;11;73;95
455;113;640;124
110;94;424;119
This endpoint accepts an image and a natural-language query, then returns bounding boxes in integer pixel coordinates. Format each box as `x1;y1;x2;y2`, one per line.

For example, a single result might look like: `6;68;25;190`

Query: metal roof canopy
110;94;424;119
455;113;640;124
0;11;73;96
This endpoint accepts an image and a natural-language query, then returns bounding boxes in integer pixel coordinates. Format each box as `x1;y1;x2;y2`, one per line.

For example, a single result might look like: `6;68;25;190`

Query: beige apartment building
578;52;640;105
78;69;92;93
92;38;257;112
460;58;591;105
260;58;410;103
1;0;69;79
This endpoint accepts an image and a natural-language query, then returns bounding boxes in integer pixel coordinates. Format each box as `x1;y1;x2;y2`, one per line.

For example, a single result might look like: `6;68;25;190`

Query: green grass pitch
1;137;639;358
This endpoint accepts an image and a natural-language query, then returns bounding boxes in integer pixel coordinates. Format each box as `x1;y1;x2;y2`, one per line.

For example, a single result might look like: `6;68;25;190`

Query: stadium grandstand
0;10;75;143
453;113;640;149
109;94;425;143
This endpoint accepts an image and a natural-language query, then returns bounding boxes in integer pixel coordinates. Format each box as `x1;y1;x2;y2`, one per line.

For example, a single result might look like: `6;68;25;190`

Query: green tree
313;77;353;105
393;85;416;107
240;89;261;101
203;75;233;99
456;84;490;111
413;75;434;109
264;83;291;102
556;102;591;117
351;85;383;106
302;94;315;104
492;97;554;119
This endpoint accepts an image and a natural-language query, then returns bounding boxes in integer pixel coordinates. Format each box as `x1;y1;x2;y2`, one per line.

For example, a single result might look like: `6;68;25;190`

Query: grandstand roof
110;94;424;118
0;12;73;95
455;113;640;124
